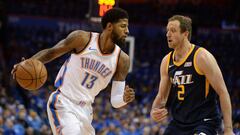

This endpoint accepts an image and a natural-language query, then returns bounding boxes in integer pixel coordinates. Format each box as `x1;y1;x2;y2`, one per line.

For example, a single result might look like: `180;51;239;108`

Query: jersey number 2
81;72;98;89
178;85;185;101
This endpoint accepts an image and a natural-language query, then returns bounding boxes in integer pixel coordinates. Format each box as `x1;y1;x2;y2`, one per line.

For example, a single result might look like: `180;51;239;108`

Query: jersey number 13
81;72;98;89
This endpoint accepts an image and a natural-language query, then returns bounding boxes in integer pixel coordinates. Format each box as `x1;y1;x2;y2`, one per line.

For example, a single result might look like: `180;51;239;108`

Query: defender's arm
110;51;135;108
196;48;233;134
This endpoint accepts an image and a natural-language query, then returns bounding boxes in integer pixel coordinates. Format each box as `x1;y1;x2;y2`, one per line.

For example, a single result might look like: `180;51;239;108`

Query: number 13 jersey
54;32;121;103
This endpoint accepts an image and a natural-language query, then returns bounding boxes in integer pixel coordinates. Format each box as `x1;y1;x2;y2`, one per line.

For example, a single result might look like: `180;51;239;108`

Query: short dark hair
101;8;129;29
168;15;192;40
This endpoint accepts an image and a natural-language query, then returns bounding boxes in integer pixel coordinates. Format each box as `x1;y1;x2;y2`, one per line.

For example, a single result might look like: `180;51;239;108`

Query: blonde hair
168;15;192;40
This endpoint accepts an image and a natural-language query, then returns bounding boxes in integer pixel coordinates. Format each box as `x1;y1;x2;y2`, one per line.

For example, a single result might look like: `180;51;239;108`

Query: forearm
31;49;56;64
219;92;233;131
152;95;166;109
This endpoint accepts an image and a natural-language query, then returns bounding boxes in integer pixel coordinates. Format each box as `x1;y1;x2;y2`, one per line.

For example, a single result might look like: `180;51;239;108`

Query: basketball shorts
47;90;95;135
164;117;221;135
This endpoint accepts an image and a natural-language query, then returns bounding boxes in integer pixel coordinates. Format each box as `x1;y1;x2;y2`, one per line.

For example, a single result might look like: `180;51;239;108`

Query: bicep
113;51;130;81
197;49;228;95
152;55;171;108
157;56;171;101
48;30;87;58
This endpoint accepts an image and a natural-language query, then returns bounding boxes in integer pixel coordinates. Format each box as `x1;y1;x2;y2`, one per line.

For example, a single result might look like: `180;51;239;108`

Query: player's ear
184;31;189;39
106;22;113;32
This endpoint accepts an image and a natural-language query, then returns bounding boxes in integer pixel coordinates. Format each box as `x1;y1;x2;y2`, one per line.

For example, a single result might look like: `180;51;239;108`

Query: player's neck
99;32;115;54
174;40;192;62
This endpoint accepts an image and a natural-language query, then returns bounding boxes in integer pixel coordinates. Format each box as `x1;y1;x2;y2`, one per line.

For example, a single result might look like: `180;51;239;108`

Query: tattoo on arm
114;51;130;81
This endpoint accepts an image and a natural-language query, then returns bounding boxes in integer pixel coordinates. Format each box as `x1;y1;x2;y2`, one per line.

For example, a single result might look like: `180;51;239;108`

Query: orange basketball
15;59;47;91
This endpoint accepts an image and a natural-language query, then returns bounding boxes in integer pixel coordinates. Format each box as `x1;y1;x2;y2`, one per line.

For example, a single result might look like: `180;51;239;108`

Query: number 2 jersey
54;32;121;103
166;45;221;124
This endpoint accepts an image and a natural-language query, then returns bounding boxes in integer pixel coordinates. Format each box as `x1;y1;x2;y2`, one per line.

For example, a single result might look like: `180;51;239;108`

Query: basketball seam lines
18;65;34;88
16;75;47;80
18;65;34;78
30;60;38;89
39;63;44;84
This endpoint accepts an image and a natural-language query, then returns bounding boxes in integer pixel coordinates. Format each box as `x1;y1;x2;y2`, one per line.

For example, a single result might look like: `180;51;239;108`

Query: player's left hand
123;85;135;103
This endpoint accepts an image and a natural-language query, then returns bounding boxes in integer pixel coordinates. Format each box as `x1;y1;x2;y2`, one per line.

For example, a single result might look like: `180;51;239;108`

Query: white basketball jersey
54;32;121;103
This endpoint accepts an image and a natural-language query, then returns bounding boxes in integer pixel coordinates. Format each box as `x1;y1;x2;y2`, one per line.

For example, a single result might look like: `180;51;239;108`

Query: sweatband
110;81;127;108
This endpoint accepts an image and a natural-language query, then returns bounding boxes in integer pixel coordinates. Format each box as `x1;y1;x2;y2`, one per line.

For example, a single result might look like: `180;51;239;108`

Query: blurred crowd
0;0;240;135
6;0;240;27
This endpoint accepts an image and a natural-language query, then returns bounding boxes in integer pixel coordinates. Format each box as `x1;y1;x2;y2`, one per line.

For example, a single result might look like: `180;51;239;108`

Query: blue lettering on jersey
80;57;112;78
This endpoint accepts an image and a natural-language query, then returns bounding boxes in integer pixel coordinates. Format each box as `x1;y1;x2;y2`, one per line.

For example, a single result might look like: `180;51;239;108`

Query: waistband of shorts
57;89;92;106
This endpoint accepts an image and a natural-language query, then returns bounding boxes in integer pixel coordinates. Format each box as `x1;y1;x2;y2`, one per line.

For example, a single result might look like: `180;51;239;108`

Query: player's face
111;18;129;46
166;20;185;49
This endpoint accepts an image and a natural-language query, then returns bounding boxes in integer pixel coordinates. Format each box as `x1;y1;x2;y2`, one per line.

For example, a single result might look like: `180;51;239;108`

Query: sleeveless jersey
54;32;121;103
166;45;220;124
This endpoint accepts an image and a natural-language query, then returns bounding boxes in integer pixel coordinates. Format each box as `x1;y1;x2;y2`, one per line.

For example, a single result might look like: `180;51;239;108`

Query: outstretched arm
110;51;135;108
151;54;171;122
31;30;89;64
196;48;234;135
11;30;90;78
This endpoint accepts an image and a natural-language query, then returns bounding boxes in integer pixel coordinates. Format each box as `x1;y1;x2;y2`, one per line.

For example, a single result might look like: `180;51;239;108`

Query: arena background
0;0;240;134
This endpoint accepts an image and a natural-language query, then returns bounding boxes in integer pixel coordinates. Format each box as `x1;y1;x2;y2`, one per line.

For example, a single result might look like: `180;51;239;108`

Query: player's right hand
150;108;168;123
11;57;25;79
11;64;17;79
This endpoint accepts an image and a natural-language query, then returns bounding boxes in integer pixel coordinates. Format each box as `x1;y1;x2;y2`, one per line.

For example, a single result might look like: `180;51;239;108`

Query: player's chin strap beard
112;31;126;49
114;39;126;49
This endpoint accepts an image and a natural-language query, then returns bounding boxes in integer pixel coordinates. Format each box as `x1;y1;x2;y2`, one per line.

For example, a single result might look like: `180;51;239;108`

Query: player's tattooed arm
113;51;130;81
113;51;135;103
31;30;90;64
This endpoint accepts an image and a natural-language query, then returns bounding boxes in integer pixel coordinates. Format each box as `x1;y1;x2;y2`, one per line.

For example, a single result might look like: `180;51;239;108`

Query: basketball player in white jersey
12;8;135;135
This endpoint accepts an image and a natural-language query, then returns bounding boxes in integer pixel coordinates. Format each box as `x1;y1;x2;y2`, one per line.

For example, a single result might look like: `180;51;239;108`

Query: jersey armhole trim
205;78;210;97
166;52;172;73
54;56;71;88
193;47;204;75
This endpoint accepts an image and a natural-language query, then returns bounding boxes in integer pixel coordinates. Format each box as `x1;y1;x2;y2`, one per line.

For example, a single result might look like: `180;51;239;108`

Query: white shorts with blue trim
47;90;94;135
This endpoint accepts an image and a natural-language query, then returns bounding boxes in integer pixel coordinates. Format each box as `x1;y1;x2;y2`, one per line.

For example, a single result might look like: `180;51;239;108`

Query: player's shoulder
65;30;93;51
119;50;130;64
195;47;216;69
67;30;91;41
70;30;89;35
195;47;214;61
162;52;172;64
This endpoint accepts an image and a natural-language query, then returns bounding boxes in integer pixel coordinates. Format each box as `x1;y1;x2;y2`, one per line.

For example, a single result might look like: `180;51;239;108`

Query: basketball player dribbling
151;15;234;135
12;8;135;135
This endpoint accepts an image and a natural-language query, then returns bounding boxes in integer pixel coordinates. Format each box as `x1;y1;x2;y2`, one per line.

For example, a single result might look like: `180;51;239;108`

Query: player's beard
112;30;126;48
